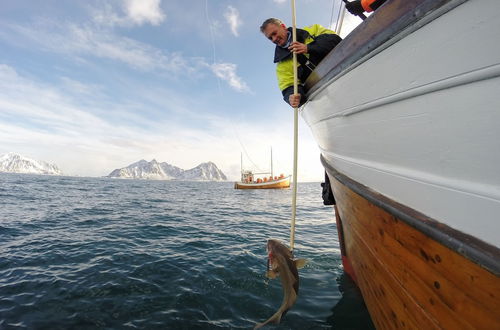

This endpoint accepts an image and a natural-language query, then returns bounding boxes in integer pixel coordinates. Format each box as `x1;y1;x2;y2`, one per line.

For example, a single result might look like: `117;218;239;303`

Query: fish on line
254;239;307;329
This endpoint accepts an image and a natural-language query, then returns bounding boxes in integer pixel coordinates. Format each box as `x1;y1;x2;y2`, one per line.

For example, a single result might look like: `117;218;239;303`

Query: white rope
290;0;298;252
334;1;346;35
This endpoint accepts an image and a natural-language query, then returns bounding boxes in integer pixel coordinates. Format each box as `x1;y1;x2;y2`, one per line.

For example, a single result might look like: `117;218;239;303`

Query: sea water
0;173;373;329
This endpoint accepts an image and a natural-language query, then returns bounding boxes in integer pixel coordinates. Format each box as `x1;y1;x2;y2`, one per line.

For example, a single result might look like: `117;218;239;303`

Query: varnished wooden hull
328;164;500;329
234;176;290;189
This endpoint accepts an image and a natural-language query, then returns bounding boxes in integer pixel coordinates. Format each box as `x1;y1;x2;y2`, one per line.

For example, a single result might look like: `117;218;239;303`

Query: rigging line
334;0;344;33
329;0;336;29
203;0;263;173
335;1;346;34
204;0;223;95
235;130;265;172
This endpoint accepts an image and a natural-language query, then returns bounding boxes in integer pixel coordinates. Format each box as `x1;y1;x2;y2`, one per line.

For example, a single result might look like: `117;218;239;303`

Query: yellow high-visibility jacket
273;24;341;105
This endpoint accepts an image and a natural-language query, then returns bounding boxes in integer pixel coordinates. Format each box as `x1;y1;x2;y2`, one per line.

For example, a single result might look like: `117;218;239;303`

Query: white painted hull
302;0;500;248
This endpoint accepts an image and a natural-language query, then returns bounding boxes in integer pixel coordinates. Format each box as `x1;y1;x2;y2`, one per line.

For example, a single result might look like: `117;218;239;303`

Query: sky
0;0;362;181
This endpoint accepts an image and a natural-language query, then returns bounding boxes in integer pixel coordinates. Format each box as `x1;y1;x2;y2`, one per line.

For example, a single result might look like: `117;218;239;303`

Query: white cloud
1;20;251;94
224;6;241;37
211;63;250;93
125;0;165;26
0;65;251;178
0;65;109;134
59;77;102;96
91;3;125;27
0;7;251;93
92;0;165;27
0;64;322;180
0;20;200;76
273;0;287;4
66;24;177;72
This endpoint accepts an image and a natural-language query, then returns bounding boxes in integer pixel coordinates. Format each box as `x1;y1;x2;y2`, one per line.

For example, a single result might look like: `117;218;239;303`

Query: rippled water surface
0;173;373;329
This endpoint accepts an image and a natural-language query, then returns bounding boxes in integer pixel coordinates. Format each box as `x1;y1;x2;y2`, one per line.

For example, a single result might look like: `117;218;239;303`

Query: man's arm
282;85;306;108
303;24;342;66
277;60;307;107
277;25;342;108
307;33;342;61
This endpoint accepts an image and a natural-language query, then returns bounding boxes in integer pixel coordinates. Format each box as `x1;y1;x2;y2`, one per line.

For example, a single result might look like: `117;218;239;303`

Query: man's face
263;23;288;47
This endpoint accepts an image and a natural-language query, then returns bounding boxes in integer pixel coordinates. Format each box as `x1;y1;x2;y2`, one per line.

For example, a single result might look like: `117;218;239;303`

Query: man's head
260;18;289;47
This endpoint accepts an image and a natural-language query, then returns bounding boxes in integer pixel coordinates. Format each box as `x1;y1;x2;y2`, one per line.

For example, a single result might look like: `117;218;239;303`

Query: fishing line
205;0;223;95
235;133;265;173
203;0;263;174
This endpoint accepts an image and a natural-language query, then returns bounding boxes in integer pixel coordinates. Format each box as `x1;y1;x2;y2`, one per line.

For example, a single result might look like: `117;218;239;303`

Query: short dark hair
260;18;284;33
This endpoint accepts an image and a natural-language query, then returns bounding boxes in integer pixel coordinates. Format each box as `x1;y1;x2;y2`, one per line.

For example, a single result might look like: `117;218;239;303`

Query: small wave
0;176;371;328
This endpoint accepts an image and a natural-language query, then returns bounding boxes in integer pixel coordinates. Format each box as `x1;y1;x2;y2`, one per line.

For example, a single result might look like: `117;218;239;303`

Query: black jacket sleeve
282;84;307;107
307;34;342;65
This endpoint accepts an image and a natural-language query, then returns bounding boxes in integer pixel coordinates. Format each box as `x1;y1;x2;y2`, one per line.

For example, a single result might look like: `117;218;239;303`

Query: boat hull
302;0;500;248
300;0;500;327
328;165;500;329
234;176;290;189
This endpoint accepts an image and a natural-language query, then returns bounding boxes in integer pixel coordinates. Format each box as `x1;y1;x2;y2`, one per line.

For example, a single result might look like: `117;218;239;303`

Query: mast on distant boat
270;147;273;178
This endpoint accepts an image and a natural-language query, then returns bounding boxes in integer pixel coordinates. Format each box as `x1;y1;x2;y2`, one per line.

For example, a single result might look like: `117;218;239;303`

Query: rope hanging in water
289;0;298;252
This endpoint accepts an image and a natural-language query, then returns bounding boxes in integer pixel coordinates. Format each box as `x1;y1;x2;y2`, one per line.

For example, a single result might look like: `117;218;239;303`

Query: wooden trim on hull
234;177;290;189
323;158;500;328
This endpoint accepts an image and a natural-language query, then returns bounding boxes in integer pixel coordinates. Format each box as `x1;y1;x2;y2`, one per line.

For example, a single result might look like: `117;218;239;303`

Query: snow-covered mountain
107;159;183;180
0;153;63;175
177;162;227;181
107;159;227;181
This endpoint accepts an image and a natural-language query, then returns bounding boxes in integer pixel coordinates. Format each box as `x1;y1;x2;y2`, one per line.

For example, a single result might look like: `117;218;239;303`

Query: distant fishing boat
234;149;290;189
302;0;500;328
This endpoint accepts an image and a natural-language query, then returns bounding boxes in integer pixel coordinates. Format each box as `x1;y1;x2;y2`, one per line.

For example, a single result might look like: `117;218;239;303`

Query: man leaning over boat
260;18;341;108
260;0;388;108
